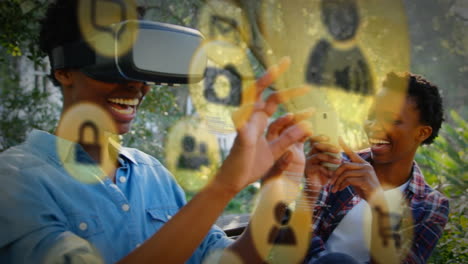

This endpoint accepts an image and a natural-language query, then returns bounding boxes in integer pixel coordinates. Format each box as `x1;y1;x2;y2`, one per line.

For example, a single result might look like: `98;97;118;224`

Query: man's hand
304;135;341;186
330;138;382;200
303;135;340;205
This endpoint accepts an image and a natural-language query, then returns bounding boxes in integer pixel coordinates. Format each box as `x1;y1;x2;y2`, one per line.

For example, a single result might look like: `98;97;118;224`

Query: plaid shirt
306;149;449;264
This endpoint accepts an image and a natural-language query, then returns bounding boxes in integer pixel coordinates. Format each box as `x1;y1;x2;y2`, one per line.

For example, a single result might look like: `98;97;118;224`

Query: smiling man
304;72;449;263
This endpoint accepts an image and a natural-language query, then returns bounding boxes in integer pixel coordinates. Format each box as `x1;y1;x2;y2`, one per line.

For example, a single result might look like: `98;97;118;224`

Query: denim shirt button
122;204;130;212
119;176;126;183
79;222;88;231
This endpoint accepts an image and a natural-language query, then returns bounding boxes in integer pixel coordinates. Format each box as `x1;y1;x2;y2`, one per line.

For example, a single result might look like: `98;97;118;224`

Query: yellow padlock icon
76;120;101;164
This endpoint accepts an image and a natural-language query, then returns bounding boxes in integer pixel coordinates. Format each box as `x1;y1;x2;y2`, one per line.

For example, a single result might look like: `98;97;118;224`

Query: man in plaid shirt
304;72;449;263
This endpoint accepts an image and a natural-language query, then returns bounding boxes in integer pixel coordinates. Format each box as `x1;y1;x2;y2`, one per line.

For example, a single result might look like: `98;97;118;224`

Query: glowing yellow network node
189;41;255;134
78;0;138;57
165;118;221;192
363;189;414;263
250;177;312;263
260;0;410;150
56;102;120;184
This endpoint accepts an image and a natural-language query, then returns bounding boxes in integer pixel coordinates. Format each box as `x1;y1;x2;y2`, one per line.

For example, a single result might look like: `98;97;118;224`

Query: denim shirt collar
25;129;137;166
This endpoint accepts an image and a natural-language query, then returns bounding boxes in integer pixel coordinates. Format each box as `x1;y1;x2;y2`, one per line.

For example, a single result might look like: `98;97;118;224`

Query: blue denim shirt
0;130;232;263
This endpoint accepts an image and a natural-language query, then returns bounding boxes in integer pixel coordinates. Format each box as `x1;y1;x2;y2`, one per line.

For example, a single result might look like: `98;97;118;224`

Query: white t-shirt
324;181;410;263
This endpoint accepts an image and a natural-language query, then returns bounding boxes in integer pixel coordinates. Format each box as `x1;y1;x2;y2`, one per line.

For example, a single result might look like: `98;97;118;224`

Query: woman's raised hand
213;57;313;195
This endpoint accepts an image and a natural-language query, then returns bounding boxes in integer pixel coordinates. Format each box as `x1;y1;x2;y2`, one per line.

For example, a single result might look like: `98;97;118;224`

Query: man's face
60;70;150;134
364;90;430;164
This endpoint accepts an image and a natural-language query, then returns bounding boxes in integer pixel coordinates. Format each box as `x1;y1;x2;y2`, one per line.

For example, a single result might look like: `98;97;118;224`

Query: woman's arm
118;57;313;264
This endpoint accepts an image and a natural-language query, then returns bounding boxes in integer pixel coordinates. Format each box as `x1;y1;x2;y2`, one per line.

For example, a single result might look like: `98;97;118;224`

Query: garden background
0;0;466;262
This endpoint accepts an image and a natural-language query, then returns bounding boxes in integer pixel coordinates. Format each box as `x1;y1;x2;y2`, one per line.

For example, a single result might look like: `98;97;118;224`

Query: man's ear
417;125;432;143
54;69;74;87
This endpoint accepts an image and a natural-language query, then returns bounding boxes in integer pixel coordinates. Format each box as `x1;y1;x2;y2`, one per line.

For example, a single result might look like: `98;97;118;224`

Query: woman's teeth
108;98;139;106
108;98;138;115
111;106;133;115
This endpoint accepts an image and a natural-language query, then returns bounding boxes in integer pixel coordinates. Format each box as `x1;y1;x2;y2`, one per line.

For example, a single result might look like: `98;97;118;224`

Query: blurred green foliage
0;0;46;65
0;0;56;150
416;110;468;196
416;111;468;263
122;84;185;163
0;60;59;150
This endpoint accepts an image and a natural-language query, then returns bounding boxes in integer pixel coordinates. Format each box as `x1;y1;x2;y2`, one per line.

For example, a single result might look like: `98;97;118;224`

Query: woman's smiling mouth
107;98;139;119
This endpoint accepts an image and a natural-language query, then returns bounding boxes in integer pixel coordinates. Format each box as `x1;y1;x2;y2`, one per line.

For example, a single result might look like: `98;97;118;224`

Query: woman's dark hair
39;0;80;86
39;0;80;56
383;72;444;145
39;0;146;86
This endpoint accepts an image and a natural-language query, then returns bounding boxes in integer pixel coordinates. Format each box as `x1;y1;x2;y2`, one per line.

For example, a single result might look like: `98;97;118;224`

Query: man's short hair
383;72;444;145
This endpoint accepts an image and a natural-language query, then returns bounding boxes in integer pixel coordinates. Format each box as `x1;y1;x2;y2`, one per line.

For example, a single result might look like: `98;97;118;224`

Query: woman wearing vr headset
0;0;313;263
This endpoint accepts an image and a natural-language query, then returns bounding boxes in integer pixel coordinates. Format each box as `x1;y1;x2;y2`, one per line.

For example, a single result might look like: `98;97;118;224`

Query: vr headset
50;20;207;85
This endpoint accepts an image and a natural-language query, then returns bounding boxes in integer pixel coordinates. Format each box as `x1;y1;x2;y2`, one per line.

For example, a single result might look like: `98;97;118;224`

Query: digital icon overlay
56;102;120;184
165;118;221;191
189;41;255;134
260;0;410;149
78;0;138;57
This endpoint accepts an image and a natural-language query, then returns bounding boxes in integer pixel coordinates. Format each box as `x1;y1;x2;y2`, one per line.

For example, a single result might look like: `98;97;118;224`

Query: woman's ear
417;125;432;143
54;69;74;87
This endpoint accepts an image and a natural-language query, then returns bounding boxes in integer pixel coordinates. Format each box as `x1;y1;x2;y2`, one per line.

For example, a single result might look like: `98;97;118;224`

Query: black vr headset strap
50;41;96;70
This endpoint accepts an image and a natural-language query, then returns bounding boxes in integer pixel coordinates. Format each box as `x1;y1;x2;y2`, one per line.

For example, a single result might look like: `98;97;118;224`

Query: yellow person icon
268;202;297;245
260;0;410;149
165;118;220;191
177;135;210;170
250;177;312;263
305;0;374;96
